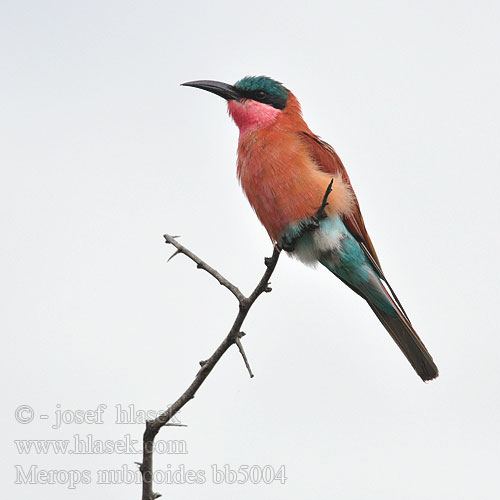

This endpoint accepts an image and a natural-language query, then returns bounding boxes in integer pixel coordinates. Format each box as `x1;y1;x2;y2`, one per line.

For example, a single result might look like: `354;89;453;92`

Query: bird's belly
239;164;351;242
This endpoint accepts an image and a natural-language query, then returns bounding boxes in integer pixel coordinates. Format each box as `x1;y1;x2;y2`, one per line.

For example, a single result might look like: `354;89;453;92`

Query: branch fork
140;235;280;500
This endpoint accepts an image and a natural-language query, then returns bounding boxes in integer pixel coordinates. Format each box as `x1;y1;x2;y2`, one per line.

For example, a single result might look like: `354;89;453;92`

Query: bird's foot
279;216;320;252
279;233;297;252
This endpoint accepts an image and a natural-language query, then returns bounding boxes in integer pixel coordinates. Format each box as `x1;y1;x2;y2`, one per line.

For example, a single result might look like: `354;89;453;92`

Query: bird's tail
320;257;438;381
366;291;439;381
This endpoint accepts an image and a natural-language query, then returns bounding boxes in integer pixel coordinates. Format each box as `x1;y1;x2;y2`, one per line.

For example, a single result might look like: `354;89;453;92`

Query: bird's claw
279;234;296;252
303;216;320;231
279;216;320;252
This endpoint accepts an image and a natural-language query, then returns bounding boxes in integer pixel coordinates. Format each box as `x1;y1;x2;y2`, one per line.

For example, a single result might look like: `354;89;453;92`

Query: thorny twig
139;236;280;500
139;180;333;499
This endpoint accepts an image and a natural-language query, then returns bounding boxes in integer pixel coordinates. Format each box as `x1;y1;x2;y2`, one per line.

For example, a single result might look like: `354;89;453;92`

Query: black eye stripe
239;89;287;110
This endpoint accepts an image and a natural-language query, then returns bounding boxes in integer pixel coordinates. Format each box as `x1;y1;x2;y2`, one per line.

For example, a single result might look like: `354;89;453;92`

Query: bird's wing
300;131;382;270
300;131;413;321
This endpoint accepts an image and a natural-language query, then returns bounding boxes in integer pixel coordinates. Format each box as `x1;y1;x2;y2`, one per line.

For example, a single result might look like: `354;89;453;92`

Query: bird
182;76;438;382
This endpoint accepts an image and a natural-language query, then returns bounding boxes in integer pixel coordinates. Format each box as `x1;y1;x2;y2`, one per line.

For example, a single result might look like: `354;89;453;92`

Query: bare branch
163;233;246;303
317;177;334;219
140;241;281;500
141;180;335;499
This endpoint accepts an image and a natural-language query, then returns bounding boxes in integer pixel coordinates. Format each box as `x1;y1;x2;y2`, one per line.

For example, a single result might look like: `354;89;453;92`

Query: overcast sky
2;1;499;499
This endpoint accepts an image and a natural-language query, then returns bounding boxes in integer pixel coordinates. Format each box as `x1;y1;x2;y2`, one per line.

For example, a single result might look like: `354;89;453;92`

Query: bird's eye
256;90;266;99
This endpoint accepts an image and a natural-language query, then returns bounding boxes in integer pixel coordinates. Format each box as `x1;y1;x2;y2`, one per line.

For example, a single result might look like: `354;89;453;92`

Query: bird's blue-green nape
234;76;289;110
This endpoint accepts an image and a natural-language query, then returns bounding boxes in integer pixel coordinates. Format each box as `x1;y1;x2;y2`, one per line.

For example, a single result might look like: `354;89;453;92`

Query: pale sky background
2;1;499;498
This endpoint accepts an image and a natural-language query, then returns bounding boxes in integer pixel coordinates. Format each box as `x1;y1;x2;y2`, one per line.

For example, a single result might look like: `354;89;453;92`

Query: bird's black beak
181;80;241;101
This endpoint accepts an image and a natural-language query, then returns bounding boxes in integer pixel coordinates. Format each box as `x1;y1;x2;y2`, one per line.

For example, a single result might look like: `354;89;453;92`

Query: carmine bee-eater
182;76;438;382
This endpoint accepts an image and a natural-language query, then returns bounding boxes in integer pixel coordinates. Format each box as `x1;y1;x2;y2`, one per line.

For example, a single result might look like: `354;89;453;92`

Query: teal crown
234;76;289;109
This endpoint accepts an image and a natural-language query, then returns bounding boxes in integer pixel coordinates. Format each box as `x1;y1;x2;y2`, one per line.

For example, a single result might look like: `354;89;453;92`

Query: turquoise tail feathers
290;216;438;381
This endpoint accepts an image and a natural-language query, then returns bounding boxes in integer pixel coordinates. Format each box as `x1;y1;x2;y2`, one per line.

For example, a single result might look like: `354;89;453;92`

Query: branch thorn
235;335;254;378
167;249;181;262
317;178;334;219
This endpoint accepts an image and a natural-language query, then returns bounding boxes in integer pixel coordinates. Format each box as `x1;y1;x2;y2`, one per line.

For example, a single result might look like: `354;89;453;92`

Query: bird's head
182;76;293;135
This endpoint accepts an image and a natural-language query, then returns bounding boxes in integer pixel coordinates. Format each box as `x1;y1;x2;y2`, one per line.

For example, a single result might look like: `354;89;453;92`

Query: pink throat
227;100;280;136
